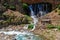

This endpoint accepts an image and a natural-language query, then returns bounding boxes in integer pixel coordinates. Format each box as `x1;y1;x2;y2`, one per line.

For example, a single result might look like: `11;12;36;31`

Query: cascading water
23;5;38;31
38;4;46;16
24;3;50;31
28;5;38;31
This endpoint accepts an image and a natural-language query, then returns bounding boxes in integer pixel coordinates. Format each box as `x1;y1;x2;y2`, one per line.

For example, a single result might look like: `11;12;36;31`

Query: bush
28;24;34;29
46;24;56;29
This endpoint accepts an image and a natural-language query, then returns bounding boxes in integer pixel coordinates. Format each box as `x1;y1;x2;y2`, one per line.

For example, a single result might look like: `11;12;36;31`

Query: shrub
28;24;34;29
46;24;56;29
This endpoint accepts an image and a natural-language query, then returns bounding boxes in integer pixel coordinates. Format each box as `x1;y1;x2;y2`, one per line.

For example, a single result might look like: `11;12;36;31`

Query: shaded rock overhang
22;0;60;4
22;0;60;9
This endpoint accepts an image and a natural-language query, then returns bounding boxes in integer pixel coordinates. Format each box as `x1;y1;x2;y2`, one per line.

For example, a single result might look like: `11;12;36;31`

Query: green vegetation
25;15;32;21
3;2;16;10
3;2;9;8
46;24;60;30
9;5;16;10
58;5;60;10
46;24;56;29
56;5;60;15
56;25;60;30
22;3;28;9
28;24;34;29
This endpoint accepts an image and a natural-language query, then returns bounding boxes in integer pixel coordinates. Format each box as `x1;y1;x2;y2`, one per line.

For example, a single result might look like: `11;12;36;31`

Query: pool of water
15;34;44;40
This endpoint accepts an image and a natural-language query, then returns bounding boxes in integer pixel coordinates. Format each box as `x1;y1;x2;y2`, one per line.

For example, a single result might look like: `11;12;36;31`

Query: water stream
29;5;38;31
0;30;44;40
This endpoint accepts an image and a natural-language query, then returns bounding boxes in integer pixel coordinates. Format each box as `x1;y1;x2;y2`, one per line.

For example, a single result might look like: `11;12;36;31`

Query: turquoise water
15;34;44;40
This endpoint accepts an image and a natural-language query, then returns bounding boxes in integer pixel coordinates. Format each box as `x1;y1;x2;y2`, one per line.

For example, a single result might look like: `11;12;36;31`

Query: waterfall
24;4;50;31
29;5;38;24
38;4;47;16
29;5;38;31
38;4;44;16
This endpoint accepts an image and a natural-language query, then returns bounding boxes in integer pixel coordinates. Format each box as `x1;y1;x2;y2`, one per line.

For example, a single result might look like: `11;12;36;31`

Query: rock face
22;0;60;4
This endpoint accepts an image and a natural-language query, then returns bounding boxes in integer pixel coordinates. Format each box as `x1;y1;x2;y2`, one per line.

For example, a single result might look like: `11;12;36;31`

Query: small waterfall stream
29;5;38;31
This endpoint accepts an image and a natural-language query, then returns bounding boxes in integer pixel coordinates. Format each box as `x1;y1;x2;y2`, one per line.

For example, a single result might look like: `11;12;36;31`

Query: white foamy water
0;30;33;35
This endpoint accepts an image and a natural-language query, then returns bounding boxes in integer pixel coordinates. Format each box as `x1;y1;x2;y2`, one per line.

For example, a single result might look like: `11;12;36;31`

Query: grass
46;24;60;30
46;24;56;29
